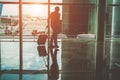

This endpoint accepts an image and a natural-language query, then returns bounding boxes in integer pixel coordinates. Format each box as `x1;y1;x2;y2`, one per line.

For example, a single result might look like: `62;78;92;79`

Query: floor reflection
49;47;59;80
109;41;120;80
1;38;120;80
61;39;95;80
37;45;48;67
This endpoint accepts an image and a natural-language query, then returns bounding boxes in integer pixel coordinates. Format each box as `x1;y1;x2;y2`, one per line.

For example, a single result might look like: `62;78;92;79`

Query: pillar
63;0;89;36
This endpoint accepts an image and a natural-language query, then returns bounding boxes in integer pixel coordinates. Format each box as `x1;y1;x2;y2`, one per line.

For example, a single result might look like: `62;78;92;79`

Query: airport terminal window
0;0;99;36
0;0;109;80
0;0;63;71
0;0;99;71
0;1;63;80
1;1;120;80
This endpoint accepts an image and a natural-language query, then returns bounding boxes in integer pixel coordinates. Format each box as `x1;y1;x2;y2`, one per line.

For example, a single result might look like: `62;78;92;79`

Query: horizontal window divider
0;2;96;6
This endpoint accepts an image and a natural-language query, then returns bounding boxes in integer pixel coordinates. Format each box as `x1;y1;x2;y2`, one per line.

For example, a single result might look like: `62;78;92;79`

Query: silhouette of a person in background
49;47;59;80
49;6;61;48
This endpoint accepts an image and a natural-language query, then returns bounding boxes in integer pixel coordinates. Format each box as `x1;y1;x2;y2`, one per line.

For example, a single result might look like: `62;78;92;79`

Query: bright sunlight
23;5;48;17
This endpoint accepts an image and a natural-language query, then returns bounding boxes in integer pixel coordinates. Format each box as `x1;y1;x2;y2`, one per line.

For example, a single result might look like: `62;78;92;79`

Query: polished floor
1;37;120;80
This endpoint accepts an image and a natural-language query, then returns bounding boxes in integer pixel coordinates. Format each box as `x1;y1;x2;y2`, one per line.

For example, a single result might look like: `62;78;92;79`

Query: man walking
49;6;61;48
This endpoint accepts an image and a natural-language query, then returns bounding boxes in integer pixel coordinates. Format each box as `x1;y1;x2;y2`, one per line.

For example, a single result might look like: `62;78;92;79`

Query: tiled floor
61;38;96;80
1;38;120;80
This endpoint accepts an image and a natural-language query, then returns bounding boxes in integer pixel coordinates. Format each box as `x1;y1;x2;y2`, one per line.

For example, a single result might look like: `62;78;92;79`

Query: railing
0;35;38;42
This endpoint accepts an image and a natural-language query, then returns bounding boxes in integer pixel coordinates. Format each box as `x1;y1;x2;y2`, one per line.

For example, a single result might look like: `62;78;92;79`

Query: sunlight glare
24;5;47;17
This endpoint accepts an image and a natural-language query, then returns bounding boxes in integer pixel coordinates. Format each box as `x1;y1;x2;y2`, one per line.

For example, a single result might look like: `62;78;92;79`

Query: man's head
55;6;60;12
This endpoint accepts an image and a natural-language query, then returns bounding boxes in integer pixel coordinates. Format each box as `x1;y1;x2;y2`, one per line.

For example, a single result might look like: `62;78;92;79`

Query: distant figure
49;47;59;80
49;6;61;48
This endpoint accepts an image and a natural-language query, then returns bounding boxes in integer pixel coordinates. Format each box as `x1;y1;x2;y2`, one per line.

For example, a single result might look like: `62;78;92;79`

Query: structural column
96;0;106;80
63;0;89;35
19;0;23;80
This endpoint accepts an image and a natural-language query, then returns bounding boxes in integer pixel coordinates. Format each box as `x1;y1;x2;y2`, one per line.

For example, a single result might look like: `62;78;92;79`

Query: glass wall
106;0;120;37
0;2;20;80
0;1;63;80
0;0;109;80
106;1;120;80
1;0;120;80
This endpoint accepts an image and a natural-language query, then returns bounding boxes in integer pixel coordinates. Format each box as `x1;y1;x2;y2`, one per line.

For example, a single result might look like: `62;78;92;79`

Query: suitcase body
37;32;47;45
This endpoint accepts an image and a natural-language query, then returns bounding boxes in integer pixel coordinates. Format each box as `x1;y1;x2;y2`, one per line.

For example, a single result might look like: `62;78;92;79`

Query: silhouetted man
49;6;61;48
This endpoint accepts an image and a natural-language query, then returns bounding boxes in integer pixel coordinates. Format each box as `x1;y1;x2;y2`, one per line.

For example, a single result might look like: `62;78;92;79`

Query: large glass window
0;1;62;71
105;0;120;37
0;0;99;80
0;0;99;70
0;1;63;79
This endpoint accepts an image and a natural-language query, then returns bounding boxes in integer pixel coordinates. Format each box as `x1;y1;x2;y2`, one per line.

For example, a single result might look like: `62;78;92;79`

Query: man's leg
54;33;58;47
50;34;54;46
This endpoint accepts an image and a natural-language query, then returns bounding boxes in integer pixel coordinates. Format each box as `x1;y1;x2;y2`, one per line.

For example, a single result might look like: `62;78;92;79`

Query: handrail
0;34;63;42
0;35;38;42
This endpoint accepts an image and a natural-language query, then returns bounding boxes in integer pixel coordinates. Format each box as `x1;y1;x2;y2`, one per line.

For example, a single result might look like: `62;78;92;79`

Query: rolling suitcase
37;32;47;45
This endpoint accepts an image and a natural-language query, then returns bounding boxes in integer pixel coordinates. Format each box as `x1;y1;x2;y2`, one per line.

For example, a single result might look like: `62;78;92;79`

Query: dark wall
68;5;89;35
